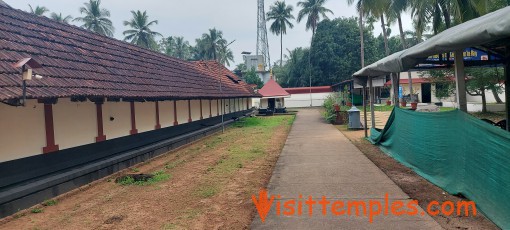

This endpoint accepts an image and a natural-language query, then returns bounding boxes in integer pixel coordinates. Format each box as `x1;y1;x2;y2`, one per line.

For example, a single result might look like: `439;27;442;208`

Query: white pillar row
454;49;467;112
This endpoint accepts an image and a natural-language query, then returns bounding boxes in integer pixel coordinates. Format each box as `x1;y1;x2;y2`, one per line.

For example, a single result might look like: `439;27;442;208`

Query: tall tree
74;0;114;37
389;0;409;49
311;17;381;84
266;1;295;67
173;37;192;60
296;0;333;35
218;41;234;66
50;12;73;24
410;0;490;36
123;10;162;50
194;28;233;63
28;4;49;16
159;36;176;56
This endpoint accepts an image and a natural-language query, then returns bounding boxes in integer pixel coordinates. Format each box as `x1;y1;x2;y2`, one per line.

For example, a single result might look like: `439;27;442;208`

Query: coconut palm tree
296;0;333;35
410;0;490;37
357;0;391;56
28;4;49;16
389;0;410;49
74;0;114;37
267;1;295;67
201;28;225;61
218;41;234;66
123;10;162;50
50;12;73;24
173;37;191;60
347;0;366;67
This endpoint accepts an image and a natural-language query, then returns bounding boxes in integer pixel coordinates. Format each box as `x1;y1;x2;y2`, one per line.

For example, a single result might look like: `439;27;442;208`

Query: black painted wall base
0;110;251;218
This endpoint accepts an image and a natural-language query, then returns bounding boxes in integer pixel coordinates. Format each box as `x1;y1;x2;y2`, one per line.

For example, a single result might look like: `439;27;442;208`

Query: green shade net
370;108;510;229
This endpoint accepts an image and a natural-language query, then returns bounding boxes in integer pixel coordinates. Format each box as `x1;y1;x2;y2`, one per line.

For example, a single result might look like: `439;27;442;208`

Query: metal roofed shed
352;6;510;132
351;6;510;229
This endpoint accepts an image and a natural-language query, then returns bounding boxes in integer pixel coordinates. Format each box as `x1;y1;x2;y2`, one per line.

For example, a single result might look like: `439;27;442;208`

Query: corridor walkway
251;109;441;229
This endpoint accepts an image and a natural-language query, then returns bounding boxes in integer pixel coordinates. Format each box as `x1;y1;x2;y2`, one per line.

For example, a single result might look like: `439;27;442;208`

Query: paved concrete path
251;109;442;229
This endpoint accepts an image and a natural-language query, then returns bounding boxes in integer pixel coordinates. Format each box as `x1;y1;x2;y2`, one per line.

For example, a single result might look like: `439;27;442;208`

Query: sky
5;0;414;69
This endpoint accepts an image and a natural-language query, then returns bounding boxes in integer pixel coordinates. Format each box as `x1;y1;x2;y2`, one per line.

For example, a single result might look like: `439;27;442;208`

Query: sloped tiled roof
192;60;260;97
258;79;290;98
0;4;257;103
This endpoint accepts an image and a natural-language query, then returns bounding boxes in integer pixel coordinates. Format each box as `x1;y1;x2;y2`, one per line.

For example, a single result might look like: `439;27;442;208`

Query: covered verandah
353;6;510;134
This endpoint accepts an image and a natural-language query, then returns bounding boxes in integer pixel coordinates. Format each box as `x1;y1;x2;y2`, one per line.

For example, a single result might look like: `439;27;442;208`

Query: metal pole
505;46;509;131
351;81;354;105
309;33;314;107
369;77;375;128
22;79;27;107
21;65;26;107
220;76;224;133
363;85;368;137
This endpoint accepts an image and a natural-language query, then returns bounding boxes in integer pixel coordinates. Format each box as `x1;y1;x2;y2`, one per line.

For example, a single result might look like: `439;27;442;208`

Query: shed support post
369;77;375;128
363;85;368;138
391;73;400;108
408;71;413;102
454;49;467;112
505;47;510;131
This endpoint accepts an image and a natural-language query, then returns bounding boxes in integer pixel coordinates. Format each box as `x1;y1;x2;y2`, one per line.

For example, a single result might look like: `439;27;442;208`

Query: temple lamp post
12;58;43;106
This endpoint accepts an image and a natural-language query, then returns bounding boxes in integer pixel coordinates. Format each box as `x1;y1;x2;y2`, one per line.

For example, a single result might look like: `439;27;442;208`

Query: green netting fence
370;108;510;229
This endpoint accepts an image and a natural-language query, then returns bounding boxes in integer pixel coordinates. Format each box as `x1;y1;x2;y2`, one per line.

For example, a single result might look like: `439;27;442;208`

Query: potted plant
386;100;391;106
410;100;418;110
400;98;407;107
334;103;340;111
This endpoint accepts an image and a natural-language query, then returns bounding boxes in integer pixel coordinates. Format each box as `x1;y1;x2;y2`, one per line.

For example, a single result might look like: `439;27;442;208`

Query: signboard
426;47;500;62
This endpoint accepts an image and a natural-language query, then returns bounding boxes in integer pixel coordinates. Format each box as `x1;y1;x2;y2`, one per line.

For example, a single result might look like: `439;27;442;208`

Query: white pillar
454;49;467;112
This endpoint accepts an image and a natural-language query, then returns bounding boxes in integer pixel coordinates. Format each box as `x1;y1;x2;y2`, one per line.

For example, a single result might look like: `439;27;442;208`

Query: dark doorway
268;98;276;110
422;83;431;103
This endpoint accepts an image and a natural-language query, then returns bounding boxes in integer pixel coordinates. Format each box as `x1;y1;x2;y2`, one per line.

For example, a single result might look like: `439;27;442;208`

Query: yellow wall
135;102;156;133
159;101;174;128
176;100;189;124
103;101;130;140
202;100;211;118
53;98;96;150
1;97;251;163
190;100;201;121
224;99;231;113
211;99;219;116
0;100;46;162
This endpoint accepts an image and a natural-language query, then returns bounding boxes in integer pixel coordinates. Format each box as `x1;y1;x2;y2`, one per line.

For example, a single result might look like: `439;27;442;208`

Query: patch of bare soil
0;116;294;230
337;125;499;230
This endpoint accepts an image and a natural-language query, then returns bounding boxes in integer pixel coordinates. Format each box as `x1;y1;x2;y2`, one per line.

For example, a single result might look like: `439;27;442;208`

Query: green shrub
323;93;341;123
